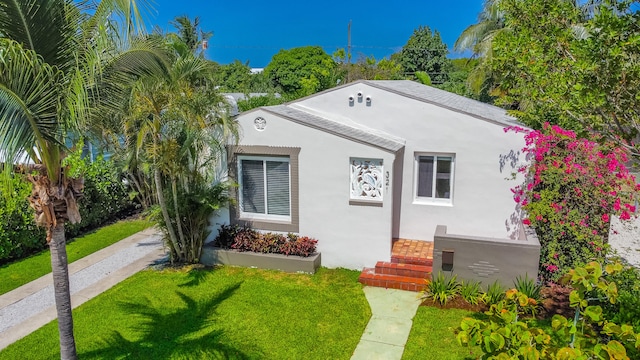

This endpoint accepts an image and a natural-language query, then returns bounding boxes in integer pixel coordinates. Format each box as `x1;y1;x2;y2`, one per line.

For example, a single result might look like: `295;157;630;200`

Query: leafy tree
335;51;404;82
490;0;640;156
397;26;451;84
264;46;336;96
213;60;254;92
435;58;495;102
414;71;432;85
237;94;285;112
0;0;164;358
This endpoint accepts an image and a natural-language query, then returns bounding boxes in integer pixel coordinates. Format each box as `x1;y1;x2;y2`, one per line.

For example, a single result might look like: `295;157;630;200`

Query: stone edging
200;246;321;274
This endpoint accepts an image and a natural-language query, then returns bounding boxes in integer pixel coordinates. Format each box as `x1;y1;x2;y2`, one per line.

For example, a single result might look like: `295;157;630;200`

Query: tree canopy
264;46;337;96
489;0;640;156
397;26;451;84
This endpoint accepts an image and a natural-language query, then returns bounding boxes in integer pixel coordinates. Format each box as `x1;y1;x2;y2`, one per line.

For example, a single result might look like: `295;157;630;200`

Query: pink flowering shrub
509;123;640;281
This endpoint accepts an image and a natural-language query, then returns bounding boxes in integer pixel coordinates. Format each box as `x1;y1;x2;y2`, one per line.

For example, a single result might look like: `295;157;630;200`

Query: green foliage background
0;153;134;265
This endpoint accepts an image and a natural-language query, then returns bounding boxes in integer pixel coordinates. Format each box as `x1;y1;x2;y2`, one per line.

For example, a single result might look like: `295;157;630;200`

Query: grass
402;306;482;360
0;266;371;360
0;219;152;295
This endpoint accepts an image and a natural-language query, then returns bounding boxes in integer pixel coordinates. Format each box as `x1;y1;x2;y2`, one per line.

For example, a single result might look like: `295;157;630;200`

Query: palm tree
454;0;505;95
169;16;213;56
0;1;165;358
115;35;238;263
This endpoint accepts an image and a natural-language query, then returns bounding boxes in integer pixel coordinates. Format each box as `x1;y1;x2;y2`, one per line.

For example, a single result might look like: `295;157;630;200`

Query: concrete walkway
351;287;422;360
0;227;165;351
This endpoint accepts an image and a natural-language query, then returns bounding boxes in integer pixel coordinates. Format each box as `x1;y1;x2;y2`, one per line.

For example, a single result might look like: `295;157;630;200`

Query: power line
204;44;459;52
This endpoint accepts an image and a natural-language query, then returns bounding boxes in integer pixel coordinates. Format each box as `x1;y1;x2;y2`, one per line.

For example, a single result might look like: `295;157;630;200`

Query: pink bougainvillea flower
614;198;621;211
522;219;531;225
546;264;559;272
621;211;631;220
602;214;609;222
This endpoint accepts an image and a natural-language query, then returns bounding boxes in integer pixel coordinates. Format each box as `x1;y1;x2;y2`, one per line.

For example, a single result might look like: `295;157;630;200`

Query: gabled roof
361;80;518;127
262;105;405;152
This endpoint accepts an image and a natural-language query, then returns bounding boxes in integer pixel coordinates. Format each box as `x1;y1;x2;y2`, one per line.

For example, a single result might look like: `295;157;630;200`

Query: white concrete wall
217;109;396;269
609;215;640;268
297;83;526;241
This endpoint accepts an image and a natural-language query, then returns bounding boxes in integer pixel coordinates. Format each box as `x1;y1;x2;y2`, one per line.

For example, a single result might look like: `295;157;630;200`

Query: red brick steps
358;260;432;292
391;255;433;267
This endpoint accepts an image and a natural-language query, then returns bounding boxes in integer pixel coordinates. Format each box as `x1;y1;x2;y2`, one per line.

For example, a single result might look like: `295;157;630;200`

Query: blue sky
146;1;484;68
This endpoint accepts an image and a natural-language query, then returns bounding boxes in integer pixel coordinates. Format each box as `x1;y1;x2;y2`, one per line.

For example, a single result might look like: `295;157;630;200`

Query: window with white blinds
239;156;291;218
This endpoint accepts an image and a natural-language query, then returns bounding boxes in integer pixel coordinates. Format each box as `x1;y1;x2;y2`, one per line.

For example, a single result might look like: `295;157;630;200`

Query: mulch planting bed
420;284;575;320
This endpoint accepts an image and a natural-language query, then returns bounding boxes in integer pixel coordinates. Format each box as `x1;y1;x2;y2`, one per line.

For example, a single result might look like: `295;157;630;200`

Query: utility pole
347;20;352;83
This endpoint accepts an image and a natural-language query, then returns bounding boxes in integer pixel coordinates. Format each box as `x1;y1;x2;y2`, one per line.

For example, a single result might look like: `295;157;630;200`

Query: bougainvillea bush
509;123;640;281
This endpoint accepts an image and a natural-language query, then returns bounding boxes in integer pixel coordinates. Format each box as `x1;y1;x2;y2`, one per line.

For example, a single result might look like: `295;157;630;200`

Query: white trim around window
413;153;455;206
237;155;291;222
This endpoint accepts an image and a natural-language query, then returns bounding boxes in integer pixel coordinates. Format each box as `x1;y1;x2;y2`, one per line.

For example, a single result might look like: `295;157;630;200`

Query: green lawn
0;266;371;360
0;219;152;295
402;306;482;360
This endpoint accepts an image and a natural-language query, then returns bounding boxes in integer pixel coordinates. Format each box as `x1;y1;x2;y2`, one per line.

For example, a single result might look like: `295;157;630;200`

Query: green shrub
64;151;134;237
513;274;543;301
458;262;640;358
482;280;505;306
513;275;542;316
0;175;46;264
601;264;640;346
0;145;134;265
422;272;461;306
460;280;483;306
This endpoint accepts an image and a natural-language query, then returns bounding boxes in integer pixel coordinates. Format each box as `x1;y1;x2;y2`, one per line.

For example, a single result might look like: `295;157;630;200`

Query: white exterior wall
227;109;396;269
297;83;525;240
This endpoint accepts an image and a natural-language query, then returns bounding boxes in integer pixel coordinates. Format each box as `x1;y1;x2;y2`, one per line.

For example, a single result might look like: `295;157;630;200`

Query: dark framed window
415;154;454;203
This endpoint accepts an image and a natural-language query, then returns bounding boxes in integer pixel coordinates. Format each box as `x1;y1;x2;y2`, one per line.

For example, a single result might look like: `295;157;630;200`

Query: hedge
0;156;135;265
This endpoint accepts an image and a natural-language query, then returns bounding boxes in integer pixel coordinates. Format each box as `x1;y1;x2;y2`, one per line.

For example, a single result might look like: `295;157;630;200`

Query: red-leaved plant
214;224;318;257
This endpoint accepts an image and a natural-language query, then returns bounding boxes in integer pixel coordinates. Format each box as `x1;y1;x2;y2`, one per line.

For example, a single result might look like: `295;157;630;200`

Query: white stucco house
209;80;528;270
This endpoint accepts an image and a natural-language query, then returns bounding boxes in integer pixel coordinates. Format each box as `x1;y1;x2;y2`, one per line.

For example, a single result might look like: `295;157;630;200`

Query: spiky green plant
460;280;483;306
482;280;505;306
422;272;461;306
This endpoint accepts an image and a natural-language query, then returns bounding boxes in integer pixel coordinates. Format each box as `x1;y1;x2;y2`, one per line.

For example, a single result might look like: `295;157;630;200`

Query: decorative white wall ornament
254;117;267;131
350;158;383;201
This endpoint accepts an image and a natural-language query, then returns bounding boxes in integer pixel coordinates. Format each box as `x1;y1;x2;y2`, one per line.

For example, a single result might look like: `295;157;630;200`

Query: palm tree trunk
127;172;148;209
49;223;77;360
154;168;182;260
171;177;187;261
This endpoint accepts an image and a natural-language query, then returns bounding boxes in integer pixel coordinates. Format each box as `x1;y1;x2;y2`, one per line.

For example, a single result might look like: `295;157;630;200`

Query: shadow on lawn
82;282;254;359
178;267;212;287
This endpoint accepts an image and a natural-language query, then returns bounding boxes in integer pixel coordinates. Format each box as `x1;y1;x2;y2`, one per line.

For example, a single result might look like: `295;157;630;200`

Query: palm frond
89;37;169;125
0;0;80;72
84;0;154;40
0;40;64;173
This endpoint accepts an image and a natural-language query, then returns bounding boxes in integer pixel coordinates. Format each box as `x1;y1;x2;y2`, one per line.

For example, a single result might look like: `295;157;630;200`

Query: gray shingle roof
262;105;405;152
363;80;519;127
